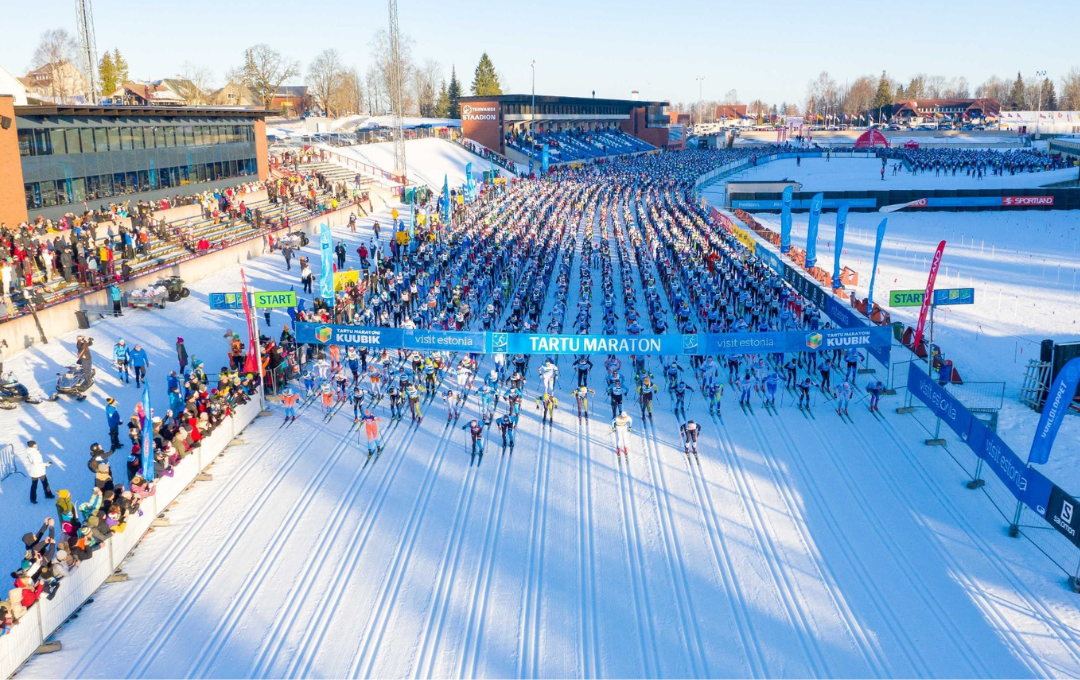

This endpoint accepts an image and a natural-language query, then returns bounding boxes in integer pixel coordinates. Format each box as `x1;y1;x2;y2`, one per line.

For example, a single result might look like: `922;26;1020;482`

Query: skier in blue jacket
113;339;130;384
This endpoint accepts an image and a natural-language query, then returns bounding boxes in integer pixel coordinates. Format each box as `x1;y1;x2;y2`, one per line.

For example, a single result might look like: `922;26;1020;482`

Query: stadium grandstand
459;94;684;167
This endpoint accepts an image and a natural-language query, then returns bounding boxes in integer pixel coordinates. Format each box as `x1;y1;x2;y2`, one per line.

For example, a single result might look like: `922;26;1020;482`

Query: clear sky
4;0;1079;106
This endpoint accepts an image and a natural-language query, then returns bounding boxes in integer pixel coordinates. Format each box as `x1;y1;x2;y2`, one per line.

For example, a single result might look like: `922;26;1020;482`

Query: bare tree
370;29;416;117
925;74;947;98
236;44;301;110
975;75;1009;102
31;28;81;101
412;59;442;117
307;48;345;116
1061;68;1080;111
175;62;214;105
722;89;740;105
844;75;876;115
365;65;383;114
335;66;364;116
945;76;970;98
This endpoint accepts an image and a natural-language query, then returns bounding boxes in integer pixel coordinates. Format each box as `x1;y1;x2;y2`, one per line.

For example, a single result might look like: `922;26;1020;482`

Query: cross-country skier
536;392;558;424
680;420;700;455
637;376;657;421
346;347;360;382
836;379;854;416
672;379;693;418
281;387;298;423
497;413;517;452
321;382;335;417
704;382;724;415
538;359;559;396
664;361;685;393
314;356;331;384
569;386;595;419
362;410;383;455
405;383;423;423
572;355;594;388
763;370;780;409
607;379;627;418
736;372;756;408
819;357;833;393
478;383;496;424
797;376;814;409
612;409;633;457
302;369;316;399
865;379;884;413
444;387;463;422
784;357;798;389
113;339;130;384
844;349;861;382
462;418;484;457
504;384;523;416
333;369;349;402
386;383;403;420
351;383;368;422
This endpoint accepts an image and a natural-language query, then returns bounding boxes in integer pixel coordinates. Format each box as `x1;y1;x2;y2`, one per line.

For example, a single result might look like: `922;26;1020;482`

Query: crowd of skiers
880;146;1070;176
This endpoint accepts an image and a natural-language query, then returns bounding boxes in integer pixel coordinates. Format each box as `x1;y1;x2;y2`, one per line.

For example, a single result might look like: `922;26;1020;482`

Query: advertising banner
783;264;829;309
780;186;793;253
824;298;891;364
541;145;550;173
1028;357;1080;465
867;218;888;309
793;326;892;355
318;223;335;304
933;288;975;306
805;193;823;269
252;291;297;309
1045;485;1080;547
890;289;925;307
495;332;687;356
732;198;878;210
209;292;246;311
755;247;782;276
296;322;404;348
912;240;946;351
403;328;486;353
832;204;849;290
698;332;785;356
731;224;757;255
333;270;361;291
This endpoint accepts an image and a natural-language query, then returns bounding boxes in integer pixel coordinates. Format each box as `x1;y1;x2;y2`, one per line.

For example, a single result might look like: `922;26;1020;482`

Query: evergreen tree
1009;71;1026;110
98;51;117;97
873;70;893;109
895;85;905;100
435;82;450;118
1043;78;1057;110
470;53;502;96
113;49;129;84
447;66;462;118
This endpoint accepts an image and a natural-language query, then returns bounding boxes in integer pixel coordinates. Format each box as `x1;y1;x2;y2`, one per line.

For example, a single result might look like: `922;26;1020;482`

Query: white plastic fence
0;444;20;483
0;399;261;677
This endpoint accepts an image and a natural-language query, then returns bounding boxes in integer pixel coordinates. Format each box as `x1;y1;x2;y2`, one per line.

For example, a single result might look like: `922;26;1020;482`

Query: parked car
939;123;955;130
886;124;902;131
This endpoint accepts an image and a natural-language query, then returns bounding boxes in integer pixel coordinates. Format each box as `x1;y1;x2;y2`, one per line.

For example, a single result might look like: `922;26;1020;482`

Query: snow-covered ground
710;205;1080;494
327;138;510;190
5;155;1080;678
710;156;1078;196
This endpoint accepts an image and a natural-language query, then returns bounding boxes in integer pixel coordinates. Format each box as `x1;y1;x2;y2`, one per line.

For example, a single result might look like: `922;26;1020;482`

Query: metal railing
0;443;22;483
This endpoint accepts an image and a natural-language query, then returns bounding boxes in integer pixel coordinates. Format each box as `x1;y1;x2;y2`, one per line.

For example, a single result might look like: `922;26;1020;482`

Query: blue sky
4;0;1079;106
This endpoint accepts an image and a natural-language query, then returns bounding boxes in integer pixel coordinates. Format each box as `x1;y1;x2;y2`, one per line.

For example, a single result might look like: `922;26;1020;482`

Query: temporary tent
903;139;920;149
853;128;890;148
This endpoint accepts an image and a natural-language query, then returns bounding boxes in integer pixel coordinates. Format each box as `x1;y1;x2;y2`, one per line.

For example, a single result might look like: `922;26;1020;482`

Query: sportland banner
805;193;823;269
831;204;849;290
295;323;891;356
1028;357;1080;465
867;218;888;308
780;186;793;254
318;223;335;304
912;240;947;350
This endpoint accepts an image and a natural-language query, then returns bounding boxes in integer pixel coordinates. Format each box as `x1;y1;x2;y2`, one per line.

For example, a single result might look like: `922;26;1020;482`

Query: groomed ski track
17;190;1080;679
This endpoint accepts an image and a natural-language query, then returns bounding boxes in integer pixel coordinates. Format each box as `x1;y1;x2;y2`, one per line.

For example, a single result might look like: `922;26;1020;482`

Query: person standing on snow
865;380;884;413
176;337;189;374
496;413;517;452
611;410;633;456
572;355;593;388
281;387;299;423
836;379;854;416
538;359;558;396
462;418;484;457
105;397;122;451
26;440;54;504
362;410;383;455
536;392;558;424
844;349;862;383
113;339;130;384
680;420;700;455
569;386;595;419
130;344;148;388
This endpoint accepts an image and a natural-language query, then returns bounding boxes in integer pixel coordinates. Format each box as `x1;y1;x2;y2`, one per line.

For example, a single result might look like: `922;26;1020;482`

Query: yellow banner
334;270;360;291
731;224;757;255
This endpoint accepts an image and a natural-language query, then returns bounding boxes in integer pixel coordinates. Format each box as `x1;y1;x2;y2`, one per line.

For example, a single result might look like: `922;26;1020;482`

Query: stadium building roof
458;94;668;108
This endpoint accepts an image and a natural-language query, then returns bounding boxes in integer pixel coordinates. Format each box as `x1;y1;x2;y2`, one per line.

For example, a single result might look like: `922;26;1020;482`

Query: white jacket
26;444;48;478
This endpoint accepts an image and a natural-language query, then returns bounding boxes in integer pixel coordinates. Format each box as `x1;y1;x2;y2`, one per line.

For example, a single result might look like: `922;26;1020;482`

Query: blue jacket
130;348;148;367
106;404;121;429
109;285;122;302
113;344;129;362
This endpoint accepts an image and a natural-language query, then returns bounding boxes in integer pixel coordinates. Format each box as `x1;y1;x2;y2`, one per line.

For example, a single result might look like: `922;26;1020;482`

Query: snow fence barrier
0;398;261;677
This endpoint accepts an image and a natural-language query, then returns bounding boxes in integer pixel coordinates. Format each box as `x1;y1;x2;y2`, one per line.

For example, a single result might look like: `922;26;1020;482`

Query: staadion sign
462;103;498;121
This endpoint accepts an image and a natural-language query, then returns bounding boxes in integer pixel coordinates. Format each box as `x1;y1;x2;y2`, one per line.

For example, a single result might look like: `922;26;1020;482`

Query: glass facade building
12;106;267;220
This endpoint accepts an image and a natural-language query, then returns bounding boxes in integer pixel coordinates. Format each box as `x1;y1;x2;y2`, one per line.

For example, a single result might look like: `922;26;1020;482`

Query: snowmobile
53;364;96;401
0;372;43;409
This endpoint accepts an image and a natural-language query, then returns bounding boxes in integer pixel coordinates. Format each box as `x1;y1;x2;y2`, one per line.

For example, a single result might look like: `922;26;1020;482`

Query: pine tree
435;82;450;118
470;53;502;96
1009;71;1026;110
98;51;117;97
113;48;129;85
447;66;462;118
873;71;893;110
895;85;904;100
1043;78;1057;110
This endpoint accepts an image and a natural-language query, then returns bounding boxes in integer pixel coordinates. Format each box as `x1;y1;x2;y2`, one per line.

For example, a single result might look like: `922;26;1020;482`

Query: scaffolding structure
75;0;100;104
387;0;407;181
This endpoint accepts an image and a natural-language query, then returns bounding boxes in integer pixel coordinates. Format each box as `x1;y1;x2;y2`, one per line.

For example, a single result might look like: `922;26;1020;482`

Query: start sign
252;291;297;309
889;289;924;307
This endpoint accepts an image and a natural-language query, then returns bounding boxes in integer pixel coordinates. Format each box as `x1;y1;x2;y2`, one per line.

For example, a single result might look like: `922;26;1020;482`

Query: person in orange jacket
361;410;383;455
282;387;299;423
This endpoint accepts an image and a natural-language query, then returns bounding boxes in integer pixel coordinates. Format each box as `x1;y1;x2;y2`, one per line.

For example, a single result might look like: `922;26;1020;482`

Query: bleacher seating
506;127;656;165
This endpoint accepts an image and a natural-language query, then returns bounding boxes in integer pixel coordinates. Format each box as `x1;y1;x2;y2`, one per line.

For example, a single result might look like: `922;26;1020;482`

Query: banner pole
1009;499;1023;537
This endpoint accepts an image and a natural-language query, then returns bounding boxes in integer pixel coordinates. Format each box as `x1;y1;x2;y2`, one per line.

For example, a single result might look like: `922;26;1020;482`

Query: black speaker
0;116;11;130
1041;338;1055;363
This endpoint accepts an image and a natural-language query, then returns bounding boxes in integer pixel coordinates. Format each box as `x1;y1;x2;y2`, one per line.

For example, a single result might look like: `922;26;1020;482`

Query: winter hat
177;337;184;343
107;397;115;405
56;550;67;561
58;489;70;499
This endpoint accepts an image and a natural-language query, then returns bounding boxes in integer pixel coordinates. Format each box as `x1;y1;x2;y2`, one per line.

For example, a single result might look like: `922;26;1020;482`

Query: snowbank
328;138;510;189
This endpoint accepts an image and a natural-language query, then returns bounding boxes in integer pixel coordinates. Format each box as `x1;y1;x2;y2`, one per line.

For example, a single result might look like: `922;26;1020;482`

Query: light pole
695;76;705;128
1035;70;1047;135
531;60;536;136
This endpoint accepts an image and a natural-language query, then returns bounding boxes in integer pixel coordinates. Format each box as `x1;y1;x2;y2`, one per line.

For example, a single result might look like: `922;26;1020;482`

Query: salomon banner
805;193;823;269
867;218;888;309
1045;485;1080;548
780;186;793;254
1028;357;1080;465
318;223;335;304
832;204;849;290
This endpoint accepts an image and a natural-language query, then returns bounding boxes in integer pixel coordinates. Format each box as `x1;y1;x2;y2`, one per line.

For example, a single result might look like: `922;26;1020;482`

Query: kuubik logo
805;332;823;350
315;325;333;344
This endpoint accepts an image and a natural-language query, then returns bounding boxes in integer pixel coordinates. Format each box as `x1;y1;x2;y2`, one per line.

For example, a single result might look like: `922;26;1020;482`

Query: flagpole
253;301;267;412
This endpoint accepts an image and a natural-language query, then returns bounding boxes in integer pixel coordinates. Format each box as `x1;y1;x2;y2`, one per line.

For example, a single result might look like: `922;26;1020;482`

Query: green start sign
889;290;925;307
253;291;297;309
